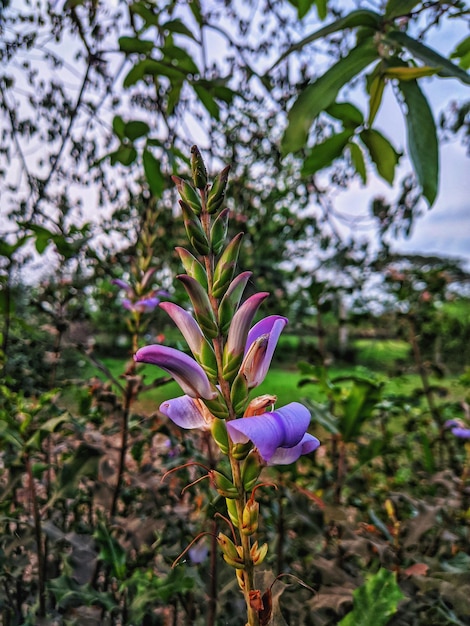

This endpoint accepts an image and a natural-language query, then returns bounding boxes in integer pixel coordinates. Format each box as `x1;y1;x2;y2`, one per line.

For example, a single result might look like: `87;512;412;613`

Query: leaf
110;145;137;166
338;568;404;626
282;40;378;154
288;0;317;19
386;30;470;84
398;79;438;205
95;522;127;580
123;59;187;88
384;0;420;19
192;83;220;119
384;65;438;80
57;443;102;499
367;74;386;125
143;149;165;197
118;36;154;54
341;378;382;441
359;128;400;185
162;18;199;41
269;9;381;70
112;115;126;140
451;36;470;70
325;102;364;127
348;141;367;184
301;129;354;175
124;120;150;141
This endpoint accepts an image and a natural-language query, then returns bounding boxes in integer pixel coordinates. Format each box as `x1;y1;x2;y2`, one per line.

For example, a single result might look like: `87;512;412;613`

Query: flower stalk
134;148;320;624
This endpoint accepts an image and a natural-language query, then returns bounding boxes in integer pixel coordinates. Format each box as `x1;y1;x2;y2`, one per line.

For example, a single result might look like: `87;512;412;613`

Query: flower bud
212;418;229;454
241;498;259;535
230;373;249;416
232;441;252;461
177;274;218;339
250;540;268;566
207;165;230;214
211;471;238;499
212;233;243;299
241;451;262;492
210;208;229;255
217;532;245;568
190;145;208;190
226;497;239;527
218;271;252;334
176;247;208;290
180;201;210;255
172;175;202;214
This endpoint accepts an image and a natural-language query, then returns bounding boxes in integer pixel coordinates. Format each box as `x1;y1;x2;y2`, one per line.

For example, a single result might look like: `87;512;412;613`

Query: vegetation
1;1;470;625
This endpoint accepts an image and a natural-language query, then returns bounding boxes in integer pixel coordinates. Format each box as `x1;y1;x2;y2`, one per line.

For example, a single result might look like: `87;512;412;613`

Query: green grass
353;339;410;368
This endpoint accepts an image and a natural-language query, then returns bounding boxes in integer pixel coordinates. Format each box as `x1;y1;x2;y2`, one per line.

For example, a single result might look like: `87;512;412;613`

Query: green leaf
110;145;137;166
301;129;354;175
315;0;328;20
192;83;220;119
398;79;438;205
112;115;126;140
118;36;154;54
338;568;404;626
386;30;470;84
282;40;378;154
123;59;187;88
162;18;199;41
325;102;364;127
95;522;127;580
269;9;381;70
288;0;317;19
124;120;150;141
384;0;420;19
451;36;470;70
359;128;400;185
143;149;165;197
162;44;200;74
57;443;102;499
340;377;382;441
348;141;367;184
367;73;386;125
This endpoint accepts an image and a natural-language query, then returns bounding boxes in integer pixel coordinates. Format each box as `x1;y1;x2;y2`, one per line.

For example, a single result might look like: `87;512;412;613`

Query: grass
79;337;466;416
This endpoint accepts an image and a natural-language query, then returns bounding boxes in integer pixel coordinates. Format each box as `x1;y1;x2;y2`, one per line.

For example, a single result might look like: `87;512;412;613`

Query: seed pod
217;532;245;568
250;540;268;566
190;145;208;189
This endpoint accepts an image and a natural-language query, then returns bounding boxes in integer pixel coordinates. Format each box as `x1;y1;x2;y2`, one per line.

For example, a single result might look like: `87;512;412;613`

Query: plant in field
135;147;320;625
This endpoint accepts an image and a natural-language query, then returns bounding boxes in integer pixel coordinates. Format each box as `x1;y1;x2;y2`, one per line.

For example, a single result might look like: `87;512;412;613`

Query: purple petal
451;426;470;439
241;316;288;388
226;402;311;463
137;297;160;311
135;345;217;400
160;302;205;356
268;433;320;465
159;395;207;429
225;293;269;359
112;278;131;291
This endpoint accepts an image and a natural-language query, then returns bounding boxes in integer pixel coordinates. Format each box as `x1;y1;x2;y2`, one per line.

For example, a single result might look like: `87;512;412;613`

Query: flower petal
134;345;217;400
160;302;205;356
241;316;288;388
159;395;207;429
225;292;270;360
267;433;320;465
226;402;311;463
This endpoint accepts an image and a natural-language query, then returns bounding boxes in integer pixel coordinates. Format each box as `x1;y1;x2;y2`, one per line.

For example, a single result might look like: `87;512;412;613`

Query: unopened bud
211;470;238;499
241;452;262;492
217;532;245;568
250;540;268;566
190;145;208;189
241;498;259;535
172;176;202;214
207;165;230;214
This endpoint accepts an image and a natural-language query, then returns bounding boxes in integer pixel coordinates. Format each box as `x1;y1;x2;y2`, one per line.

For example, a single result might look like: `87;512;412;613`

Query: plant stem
26;456;46;617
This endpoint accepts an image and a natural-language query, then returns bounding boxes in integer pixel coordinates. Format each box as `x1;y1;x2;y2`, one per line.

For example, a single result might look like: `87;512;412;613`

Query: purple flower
240;316;288;389
123;297;160;313
226;402;320;465
159;395;212;429
444;419;470;439
134;345;217;400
